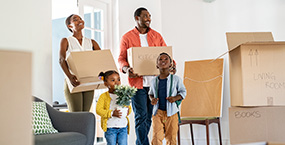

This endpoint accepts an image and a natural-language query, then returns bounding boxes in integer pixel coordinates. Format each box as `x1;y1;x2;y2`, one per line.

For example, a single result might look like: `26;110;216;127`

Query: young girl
59;14;101;112
149;53;187;145
96;70;131;145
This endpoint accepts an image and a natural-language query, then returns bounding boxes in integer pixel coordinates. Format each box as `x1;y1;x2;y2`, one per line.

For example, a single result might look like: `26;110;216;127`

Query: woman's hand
68;74;80;87
112;109;122;118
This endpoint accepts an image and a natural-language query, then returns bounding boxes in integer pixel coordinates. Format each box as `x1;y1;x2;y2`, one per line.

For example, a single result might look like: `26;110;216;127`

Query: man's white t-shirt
139;33;155;87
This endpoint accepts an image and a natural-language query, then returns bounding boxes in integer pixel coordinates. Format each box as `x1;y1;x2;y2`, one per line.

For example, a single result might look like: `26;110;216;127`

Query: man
118;7;174;145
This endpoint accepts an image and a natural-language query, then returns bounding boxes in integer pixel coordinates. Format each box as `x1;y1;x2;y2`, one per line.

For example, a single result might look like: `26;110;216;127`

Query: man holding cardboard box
118;7;172;145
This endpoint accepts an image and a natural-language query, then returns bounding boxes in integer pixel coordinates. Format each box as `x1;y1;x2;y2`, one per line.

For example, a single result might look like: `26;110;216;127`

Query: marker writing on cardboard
265;82;285;89
234;111;261;119
138;54;158;60
248;49;259;67
253;72;276;81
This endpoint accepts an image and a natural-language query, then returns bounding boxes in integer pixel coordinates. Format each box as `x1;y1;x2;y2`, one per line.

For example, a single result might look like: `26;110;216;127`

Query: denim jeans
131;87;153;145
105;127;128;145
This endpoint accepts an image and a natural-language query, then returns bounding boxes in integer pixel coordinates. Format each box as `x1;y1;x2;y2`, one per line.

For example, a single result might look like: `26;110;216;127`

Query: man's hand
127;68;139;78
170;63;176;74
68;74;80;87
112;109;122;118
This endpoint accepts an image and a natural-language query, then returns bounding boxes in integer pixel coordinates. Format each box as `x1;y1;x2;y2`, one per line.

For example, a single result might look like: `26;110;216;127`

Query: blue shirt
149;74;187;117
158;78;167;111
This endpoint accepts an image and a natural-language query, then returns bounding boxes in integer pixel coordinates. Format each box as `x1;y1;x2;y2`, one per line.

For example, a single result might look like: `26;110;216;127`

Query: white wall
0;0;52;103
161;0;285;145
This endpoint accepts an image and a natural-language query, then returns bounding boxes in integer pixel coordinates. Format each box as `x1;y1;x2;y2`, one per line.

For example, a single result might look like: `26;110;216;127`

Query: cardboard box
127;46;172;76
229;106;285;144
0;50;32;145
226;32;285;106
67;49;118;93
181;59;224;117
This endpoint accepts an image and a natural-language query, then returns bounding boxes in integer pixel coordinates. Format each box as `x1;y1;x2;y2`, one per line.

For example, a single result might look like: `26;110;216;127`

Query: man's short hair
134;7;148;19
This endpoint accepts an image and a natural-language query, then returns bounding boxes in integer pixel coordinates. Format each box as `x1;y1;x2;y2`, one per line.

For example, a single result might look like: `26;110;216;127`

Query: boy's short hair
65;14;75;32
157;52;172;65
134;7;148;19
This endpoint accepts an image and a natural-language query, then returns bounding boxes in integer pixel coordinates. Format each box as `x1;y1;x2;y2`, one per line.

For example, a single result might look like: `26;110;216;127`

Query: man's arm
118;35;139;78
118;36;130;74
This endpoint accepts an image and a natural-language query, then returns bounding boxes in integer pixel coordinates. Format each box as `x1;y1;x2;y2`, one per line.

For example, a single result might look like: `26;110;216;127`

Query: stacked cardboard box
226;32;285;144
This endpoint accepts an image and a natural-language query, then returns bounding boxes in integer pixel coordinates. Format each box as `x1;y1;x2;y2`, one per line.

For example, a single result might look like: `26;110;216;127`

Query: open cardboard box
229;106;285;144
181;58;224;117
66;49;117;93
225;32;285;106
127;46;172;76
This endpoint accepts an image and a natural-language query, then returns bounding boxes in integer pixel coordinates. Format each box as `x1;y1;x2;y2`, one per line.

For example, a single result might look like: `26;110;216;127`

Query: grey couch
33;97;95;145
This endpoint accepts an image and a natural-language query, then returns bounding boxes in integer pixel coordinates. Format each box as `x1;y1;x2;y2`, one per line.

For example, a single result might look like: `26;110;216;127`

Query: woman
59;14;101;112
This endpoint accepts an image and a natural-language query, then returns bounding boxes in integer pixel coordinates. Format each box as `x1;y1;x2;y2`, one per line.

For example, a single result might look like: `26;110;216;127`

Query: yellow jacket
96;91;131;134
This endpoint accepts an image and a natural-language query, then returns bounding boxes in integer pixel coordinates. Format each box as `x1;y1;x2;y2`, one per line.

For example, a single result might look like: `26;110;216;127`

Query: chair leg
217;119;222;145
190;123;194;145
206;119;210;145
178;124;181;145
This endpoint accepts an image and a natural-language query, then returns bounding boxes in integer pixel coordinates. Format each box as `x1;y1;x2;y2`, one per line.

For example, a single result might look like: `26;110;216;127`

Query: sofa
33;96;95;145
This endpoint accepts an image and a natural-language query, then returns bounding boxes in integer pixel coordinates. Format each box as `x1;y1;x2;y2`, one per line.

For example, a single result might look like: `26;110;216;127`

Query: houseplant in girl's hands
114;85;137;117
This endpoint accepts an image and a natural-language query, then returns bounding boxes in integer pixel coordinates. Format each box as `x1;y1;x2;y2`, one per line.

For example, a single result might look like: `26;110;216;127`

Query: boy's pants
152;109;179;145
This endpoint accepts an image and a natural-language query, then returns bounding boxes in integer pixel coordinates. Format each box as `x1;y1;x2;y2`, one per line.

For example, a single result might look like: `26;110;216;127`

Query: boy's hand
166;97;176;103
151;98;159;105
112;109;122;118
166;96;182;103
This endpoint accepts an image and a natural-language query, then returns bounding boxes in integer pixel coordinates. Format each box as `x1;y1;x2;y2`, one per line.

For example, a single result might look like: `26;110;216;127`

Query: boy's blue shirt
148;74;187;117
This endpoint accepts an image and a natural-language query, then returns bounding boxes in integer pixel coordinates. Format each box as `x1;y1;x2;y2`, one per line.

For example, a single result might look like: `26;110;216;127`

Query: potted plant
113;85;137;117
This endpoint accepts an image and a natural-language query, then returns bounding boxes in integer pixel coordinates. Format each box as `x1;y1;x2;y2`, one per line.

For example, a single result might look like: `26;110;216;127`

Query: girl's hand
68;74;80;87
112;109;122;118
151;98;159;105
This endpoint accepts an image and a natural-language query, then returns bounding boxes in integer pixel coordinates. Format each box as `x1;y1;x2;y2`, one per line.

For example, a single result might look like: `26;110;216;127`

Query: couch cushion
32;102;58;135
35;132;87;145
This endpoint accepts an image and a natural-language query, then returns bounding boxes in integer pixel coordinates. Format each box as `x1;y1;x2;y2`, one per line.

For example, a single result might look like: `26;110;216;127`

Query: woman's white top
107;93;128;128
66;36;93;58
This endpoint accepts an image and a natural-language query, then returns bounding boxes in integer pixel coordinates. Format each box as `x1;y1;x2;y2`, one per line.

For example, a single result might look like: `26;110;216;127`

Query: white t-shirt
139;33;156;87
107;93;128;128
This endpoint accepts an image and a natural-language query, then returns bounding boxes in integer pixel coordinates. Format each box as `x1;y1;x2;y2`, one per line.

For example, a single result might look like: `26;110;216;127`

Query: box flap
241;41;285;45
226;32;274;51
68;49;118;78
182;58;224;117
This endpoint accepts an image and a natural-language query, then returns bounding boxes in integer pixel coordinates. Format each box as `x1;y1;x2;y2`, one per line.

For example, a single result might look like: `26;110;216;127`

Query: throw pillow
32;102;58;135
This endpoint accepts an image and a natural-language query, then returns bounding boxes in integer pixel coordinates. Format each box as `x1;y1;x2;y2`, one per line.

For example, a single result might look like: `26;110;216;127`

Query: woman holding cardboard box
59;14;101;112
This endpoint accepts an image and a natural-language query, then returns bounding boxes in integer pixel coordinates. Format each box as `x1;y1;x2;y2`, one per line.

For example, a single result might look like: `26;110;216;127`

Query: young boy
149;53;187;145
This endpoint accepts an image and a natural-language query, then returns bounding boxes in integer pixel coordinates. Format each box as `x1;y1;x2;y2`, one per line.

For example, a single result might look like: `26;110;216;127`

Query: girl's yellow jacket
96;91;131;134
